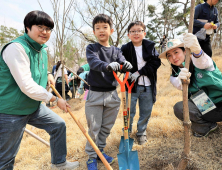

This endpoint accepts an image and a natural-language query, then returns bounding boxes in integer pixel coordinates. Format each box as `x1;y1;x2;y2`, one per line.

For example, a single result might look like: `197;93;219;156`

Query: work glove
122;61;133;72
178;68;191;81
78;88;84;95
131;71;140;82
106;62;120;72
183;33;202;55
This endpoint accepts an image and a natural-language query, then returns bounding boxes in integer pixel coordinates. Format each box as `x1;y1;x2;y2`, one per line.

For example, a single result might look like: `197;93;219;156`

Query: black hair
170;47;195;86
92;14;113;31
204;0;207;2
77;67;84;75
24;10;54;33
127;21;146;33
55;61;61;71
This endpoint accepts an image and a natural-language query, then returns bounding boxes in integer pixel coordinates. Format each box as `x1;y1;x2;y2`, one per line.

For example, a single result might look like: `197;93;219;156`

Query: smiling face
128;25;146;46
166;47;186;67
27;25;51;45
93;22;114;47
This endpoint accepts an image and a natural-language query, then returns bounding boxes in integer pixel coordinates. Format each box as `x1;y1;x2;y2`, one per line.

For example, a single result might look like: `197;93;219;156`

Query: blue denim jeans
0;104;67;170
127;85;153;136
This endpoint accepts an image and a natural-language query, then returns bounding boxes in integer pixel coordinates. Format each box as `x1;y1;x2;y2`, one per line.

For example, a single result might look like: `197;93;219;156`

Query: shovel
119;80;135;153
113;68;140;170
50;85;113;170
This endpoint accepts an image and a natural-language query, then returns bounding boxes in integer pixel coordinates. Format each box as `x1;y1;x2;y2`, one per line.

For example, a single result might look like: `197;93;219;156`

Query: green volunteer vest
0;33;48;115
188;62;222;104
81;63;90;71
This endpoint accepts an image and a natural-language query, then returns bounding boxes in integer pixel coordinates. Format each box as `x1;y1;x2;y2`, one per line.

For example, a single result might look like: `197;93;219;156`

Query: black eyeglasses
129;30;144;35
37;25;53;33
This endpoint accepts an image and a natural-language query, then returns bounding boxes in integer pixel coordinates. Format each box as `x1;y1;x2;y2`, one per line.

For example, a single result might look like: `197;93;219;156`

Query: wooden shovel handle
50;85;113;170
24;128;50;147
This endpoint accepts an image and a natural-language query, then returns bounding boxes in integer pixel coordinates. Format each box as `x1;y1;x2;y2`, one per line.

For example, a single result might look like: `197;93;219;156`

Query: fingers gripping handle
113;65;129;92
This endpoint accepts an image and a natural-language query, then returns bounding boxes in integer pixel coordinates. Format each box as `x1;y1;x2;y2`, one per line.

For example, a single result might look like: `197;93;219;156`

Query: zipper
38;52;42;84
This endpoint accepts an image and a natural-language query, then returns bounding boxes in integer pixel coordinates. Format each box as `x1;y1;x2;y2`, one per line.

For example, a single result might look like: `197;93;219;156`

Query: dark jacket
193;2;219;41
86;43;126;92
121;39;161;103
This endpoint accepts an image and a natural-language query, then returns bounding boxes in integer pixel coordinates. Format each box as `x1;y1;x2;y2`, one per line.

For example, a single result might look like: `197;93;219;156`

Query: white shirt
54;68;68;80
170;52;214;90
134;45;151;86
2;43;53;102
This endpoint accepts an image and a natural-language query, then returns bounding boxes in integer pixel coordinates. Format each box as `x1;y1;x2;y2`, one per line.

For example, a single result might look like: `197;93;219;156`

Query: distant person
68;67;85;98
54;61;71;100
159;35;168;53
81;63;90;71
0;10;79;170
52;64;56;76
76;70;89;99
193;0;220;57
121;21;161;145
159;33;222;138
85;14;132;170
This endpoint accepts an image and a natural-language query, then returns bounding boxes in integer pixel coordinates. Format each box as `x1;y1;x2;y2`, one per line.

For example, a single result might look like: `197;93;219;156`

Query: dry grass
14;52;222;170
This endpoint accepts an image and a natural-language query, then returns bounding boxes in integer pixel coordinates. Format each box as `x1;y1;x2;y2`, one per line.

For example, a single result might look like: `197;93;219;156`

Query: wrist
52;97;59;105
193;49;203;58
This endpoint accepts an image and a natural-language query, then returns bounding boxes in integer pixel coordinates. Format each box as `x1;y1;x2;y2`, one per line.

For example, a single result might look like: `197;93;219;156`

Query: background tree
49;0;75;99
0;25;23;48
72;0;149;47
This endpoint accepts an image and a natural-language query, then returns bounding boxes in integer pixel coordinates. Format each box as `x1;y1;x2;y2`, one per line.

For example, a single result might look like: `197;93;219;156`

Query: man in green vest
0;11;79;170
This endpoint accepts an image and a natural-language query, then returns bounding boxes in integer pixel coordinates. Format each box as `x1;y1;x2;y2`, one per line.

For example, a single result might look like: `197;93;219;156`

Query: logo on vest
197;72;203;79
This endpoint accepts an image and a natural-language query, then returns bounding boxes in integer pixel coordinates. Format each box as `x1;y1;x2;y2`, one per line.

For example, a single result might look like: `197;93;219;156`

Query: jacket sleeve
121;44;129;61
194;5;205;28
138;48;161;77
116;48;126;64
86;44;109;72
170;76;182;91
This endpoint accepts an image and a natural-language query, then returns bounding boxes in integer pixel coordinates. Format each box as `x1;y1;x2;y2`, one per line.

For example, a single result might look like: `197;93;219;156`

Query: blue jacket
193;2;219;41
86;43;126;92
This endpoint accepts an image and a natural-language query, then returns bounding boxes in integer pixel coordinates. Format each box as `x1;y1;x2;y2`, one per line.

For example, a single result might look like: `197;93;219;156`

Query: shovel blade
117;150;140;170
119;136;134;153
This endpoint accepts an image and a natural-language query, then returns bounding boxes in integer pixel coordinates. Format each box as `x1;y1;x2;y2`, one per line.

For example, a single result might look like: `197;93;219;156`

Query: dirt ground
14;52;222;170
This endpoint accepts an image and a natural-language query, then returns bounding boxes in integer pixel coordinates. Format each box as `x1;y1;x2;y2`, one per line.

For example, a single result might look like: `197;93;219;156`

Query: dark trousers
198;38;212;57
174;100;222;135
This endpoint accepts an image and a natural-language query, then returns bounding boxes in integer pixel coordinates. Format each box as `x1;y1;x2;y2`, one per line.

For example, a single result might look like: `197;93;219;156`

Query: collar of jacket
128;39;155;59
23;33;47;52
204;2;215;8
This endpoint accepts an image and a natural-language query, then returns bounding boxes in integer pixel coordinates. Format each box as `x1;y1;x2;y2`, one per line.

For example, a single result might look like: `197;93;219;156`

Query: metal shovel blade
119;136;134;153
117;150;140;170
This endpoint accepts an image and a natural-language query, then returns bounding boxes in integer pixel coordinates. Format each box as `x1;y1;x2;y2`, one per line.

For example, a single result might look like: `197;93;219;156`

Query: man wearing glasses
0;11;79;170
121;21;161;145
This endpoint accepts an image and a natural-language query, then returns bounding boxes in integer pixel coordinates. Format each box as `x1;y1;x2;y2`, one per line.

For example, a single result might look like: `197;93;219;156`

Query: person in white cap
159;33;222;137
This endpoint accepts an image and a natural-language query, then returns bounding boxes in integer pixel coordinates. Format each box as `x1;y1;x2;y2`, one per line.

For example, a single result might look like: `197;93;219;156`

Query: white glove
178;68;191;80
131;71;140;82
183;33;201;54
106;62;120;72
